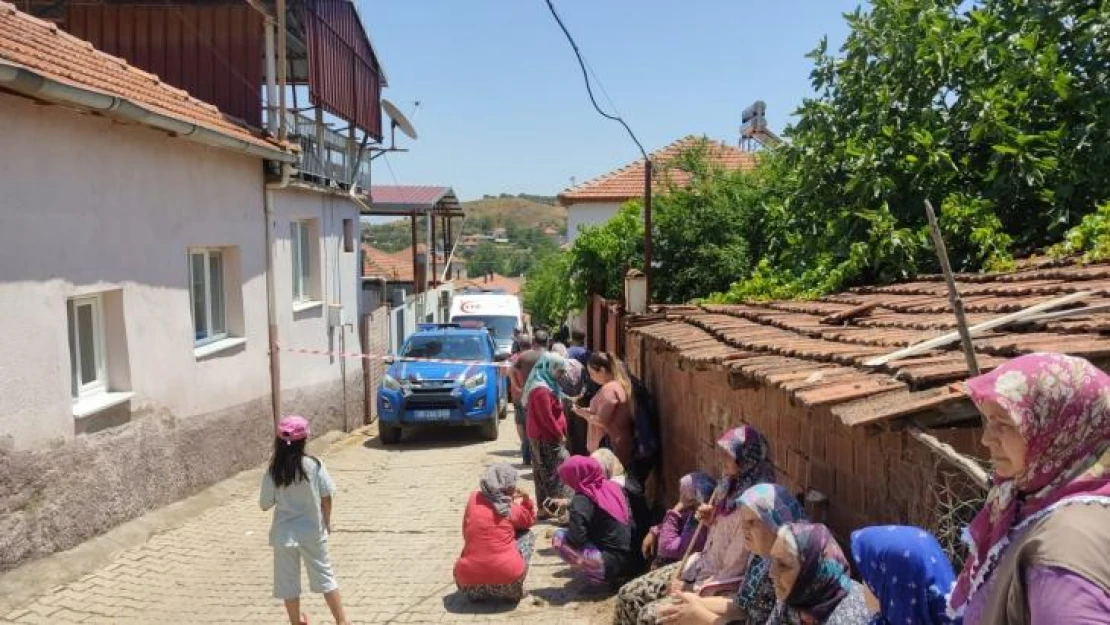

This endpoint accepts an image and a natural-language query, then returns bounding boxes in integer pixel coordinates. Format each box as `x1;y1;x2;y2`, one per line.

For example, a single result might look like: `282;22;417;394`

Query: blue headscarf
522;352;565;405
850;525;959;625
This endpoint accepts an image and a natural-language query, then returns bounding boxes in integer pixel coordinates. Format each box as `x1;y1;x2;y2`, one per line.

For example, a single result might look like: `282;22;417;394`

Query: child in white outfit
260;415;350;625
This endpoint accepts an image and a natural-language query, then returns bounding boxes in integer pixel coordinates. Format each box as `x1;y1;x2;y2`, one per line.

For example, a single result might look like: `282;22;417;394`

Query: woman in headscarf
766;522;870;625
642;472;717;570
947;352;1110;624
613;425;777;625
593;448;627;484
654;483;807;625
850;526;957;625
551;456;638;588
522;351;573;518
453;463;537;602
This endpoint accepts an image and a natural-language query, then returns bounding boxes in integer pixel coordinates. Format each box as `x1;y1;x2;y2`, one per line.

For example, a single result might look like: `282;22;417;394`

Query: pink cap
277;415;310;443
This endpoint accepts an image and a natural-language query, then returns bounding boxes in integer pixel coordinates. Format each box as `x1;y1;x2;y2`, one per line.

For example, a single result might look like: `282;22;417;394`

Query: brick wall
629;331;987;547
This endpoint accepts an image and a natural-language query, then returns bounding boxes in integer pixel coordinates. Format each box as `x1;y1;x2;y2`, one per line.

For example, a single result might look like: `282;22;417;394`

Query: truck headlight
382;374;401;391
464;372;487;391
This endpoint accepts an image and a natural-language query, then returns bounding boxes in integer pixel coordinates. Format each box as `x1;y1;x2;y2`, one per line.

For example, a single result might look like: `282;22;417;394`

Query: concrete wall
626;330;986;551
565;201;623;245
0;93;279;569
270;187;364;432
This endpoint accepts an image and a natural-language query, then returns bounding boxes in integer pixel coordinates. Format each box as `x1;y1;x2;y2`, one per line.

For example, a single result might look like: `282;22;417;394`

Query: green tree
521;252;580;327
468;241;509;277
569;203;644;300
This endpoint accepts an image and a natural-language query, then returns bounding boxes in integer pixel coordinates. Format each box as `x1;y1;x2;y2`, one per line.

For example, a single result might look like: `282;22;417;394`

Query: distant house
559;135;756;245
456;274;523;297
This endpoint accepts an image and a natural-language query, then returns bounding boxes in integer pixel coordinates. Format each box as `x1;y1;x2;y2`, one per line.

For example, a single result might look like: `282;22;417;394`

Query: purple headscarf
715;425;776;516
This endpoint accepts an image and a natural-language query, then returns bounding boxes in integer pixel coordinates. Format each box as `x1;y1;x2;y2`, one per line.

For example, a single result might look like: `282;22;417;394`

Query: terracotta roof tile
362;245;416;282
632;257;1110;428
456;274;523;296
0;2;285;154
558;135;757;204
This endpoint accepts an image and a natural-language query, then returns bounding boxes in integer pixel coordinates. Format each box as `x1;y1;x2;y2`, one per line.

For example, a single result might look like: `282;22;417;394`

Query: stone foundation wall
0;397;273;571
282;372;366;434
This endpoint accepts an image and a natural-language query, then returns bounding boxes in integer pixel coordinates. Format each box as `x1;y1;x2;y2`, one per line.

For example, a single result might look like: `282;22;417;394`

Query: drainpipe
276;0;288;142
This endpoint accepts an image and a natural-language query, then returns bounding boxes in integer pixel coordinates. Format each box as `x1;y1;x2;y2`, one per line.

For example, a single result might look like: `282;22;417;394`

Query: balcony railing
283;108;372;191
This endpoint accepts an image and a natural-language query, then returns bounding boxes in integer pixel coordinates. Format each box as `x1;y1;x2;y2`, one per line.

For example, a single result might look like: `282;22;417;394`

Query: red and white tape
274;342;512;369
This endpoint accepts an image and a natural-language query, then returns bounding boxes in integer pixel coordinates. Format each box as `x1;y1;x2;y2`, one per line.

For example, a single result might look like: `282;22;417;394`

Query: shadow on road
361;425;495;451
441;590;522;615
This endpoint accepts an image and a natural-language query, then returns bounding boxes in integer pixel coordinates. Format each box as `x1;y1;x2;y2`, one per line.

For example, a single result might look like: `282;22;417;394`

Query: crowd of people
255;346;1110;625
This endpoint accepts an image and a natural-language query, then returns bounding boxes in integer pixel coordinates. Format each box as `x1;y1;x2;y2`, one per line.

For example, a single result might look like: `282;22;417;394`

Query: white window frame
291;219;316;304
68;295;106;400
189;248;228;347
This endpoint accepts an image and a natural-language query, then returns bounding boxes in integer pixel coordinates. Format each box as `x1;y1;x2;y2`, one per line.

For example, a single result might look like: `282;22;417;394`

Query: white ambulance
449;292;524;356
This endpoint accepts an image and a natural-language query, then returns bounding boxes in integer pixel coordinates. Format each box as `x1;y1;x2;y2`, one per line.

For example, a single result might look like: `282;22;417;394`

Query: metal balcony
284;108;372;191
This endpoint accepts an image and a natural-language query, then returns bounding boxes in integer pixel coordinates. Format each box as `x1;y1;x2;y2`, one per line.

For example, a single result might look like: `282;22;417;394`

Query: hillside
462;194;566;231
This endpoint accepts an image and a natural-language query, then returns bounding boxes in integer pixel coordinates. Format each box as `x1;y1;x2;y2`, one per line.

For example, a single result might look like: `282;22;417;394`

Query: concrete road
0;416;614;624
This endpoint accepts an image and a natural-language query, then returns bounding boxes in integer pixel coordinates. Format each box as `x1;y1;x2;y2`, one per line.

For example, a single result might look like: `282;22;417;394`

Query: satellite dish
382;99;418;140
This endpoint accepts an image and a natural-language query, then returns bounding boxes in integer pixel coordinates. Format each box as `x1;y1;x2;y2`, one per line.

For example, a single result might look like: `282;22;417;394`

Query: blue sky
365;0;861;201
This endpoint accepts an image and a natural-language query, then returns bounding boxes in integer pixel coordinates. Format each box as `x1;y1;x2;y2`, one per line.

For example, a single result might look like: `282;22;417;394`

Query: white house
558;135;757;245
0;1;386;569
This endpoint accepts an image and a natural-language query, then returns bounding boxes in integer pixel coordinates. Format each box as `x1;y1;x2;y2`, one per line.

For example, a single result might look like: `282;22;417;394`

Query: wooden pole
671;489;721;582
924;199;980;376
909;426;989;490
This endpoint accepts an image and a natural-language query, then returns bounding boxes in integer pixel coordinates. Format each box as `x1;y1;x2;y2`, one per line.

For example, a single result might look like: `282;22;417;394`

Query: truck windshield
452;316;517;341
401;335;487;361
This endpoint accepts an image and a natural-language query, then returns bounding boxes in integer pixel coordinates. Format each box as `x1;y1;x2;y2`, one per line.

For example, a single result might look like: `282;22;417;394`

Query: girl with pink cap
260;415;350;625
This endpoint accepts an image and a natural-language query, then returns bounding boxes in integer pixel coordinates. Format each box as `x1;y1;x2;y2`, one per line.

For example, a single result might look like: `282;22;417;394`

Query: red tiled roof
456;274;522;296
631;257;1110;428
0;2;286;155
559;135;757;205
362;245;415;282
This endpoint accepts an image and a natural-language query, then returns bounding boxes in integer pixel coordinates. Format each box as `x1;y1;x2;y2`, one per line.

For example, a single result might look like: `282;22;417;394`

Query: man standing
509;335;534;464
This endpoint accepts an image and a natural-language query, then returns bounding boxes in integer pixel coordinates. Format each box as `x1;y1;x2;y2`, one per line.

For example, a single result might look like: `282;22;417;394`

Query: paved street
0;416;615;624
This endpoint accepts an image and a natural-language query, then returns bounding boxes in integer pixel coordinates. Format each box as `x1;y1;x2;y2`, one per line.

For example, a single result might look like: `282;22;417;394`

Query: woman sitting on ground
641;472;717;570
654;483;806;625
948;352;1110;624
551;456;639;588
765;522;870;625
850;525;957;625
613;425;778;625
453;463;537;602
573;351;636;468
522;351;573;518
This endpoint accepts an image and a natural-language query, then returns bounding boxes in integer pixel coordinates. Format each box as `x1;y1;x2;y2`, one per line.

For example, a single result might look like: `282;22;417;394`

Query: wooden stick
862;291;1091;367
1021;303;1110;324
820;302;879;326
924;200;980;376
908;426;990;490
671;488;721;582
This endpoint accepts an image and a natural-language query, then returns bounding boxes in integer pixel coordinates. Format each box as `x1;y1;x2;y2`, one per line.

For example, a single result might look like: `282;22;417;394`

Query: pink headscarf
557;456;630;525
949;352;1110;615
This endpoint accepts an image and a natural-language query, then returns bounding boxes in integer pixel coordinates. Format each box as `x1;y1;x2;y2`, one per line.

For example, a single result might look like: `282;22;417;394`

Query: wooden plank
832;385;968;427
862;291;1092;367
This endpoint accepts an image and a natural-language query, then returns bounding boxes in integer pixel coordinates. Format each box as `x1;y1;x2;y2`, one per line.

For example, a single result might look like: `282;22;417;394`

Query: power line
543;0;646;160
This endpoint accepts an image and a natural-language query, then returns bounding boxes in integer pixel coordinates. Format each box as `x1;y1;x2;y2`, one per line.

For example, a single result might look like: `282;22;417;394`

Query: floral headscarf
715;425;776;516
591;448;626;480
851;525;957;625
522;352;566;406
479;463;519;517
779;522;854;622
736;484;806;611
949;352;1110;615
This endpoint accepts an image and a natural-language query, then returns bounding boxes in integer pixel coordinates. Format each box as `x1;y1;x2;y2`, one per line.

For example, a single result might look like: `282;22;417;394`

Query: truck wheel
379;424;402;445
480;418;499;442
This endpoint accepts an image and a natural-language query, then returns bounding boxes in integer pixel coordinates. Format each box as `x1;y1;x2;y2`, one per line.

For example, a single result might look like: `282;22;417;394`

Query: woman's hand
656;592;710;625
642;532;658;559
668;578;690;596
695;504;716;525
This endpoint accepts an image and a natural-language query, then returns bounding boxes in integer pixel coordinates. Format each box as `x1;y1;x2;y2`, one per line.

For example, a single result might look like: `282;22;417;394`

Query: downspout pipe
264;164;292;425
0;64;296;164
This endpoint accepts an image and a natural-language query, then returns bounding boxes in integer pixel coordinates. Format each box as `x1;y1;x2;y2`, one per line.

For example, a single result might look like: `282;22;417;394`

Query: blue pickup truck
376;324;510;445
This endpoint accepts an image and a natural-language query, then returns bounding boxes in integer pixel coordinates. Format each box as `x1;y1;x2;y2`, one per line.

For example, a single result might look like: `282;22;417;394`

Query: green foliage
1049;203;1110;262
521;252;581;327
717;0;1110;301
569;203;644;300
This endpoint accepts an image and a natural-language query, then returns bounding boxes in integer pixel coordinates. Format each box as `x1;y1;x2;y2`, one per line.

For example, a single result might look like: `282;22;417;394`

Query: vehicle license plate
413;409;451;421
